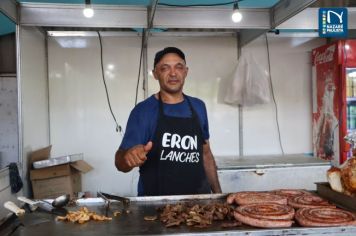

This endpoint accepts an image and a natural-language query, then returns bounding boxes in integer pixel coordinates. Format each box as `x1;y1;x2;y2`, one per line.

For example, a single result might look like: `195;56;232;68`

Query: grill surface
7;193;356;236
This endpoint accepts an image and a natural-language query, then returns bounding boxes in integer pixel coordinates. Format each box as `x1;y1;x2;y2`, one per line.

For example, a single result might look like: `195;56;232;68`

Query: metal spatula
17;196;67;216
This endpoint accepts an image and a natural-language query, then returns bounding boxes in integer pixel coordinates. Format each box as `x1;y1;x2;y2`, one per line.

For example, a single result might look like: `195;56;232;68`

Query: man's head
154;47;186;68
152;47;188;95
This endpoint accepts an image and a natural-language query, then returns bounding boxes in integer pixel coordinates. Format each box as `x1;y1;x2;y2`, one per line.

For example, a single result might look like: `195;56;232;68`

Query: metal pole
16;24;23;177
45;31;51;145
142;31;148;99
142;0;159;99
237;33;243;157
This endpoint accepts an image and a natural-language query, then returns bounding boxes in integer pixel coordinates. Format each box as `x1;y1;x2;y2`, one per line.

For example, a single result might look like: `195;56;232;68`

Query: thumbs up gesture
123;141;153;168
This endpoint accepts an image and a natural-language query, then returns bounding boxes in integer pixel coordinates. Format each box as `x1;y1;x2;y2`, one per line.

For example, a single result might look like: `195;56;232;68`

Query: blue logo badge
319;8;348;38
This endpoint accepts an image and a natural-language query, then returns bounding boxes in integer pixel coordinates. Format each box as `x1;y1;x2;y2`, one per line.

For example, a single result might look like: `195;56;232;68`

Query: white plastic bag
224;52;271;106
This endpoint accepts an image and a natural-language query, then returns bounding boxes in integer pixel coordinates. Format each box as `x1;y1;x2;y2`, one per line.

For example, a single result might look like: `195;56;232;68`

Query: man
115;47;222;196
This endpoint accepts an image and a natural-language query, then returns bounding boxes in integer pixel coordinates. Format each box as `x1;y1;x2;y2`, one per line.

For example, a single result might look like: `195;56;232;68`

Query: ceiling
0;13;15;35
2;0;355;36
16;0;280;8
0;0;280;36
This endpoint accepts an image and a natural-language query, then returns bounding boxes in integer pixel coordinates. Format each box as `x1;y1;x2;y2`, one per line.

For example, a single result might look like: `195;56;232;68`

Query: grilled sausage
273;189;311;198
233;203;294;228
288;195;335;209
295;207;356;227
231;192;288;205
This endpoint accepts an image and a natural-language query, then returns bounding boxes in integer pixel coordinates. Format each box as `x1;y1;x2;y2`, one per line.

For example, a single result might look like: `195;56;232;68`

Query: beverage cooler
312;40;356;166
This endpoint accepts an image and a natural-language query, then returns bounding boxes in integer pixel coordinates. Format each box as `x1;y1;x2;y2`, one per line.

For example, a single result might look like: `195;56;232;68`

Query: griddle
7;193;356;236
316;182;356;211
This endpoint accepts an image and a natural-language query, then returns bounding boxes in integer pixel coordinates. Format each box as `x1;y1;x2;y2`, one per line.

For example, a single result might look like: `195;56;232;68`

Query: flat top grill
7;193;356;236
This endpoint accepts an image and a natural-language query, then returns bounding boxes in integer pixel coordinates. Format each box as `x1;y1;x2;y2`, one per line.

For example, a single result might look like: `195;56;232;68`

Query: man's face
153;53;188;94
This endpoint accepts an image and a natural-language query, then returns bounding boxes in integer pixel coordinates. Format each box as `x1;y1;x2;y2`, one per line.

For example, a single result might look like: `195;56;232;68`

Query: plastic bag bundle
224;52;271;106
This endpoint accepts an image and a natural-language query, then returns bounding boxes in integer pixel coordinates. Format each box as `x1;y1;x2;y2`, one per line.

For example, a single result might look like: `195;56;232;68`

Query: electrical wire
135;31;145;106
265;33;284;155
158;0;242;7
97;31;123;135
132;31;146;190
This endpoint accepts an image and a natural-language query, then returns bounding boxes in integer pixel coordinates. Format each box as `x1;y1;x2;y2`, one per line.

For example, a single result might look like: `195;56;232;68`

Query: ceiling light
83;0;94;18
231;1;242;23
107;64;115;70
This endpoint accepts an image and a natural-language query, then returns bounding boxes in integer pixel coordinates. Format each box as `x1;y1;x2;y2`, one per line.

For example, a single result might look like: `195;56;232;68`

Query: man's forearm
203;144;222;193
204;156;222;193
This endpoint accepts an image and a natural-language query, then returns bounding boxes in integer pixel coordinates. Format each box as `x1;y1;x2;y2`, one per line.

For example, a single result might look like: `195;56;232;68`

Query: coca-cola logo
314;44;336;65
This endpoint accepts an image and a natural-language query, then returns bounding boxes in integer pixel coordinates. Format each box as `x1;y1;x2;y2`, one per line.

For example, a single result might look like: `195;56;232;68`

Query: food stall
12;0;333;198
1;0;356;235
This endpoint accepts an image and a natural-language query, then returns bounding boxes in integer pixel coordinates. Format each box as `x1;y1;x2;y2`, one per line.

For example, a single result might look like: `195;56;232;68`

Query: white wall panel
20;26;49;195
242;35;325;155
48;36;142;196
0;76;18;168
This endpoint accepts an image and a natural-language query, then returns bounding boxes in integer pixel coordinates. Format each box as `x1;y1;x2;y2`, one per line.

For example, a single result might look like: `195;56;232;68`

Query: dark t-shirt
119;94;210;150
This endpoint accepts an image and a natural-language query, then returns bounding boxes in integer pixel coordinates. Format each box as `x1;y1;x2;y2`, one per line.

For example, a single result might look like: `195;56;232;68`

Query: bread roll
327;166;344;193
340;157;356;196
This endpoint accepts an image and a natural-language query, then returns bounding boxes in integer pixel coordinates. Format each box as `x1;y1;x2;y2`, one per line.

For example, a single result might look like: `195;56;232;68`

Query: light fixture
83;0;94;18
231;1;243;23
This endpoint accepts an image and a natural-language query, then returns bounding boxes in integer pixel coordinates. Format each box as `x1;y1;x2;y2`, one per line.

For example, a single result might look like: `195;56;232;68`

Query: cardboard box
29;146;93;199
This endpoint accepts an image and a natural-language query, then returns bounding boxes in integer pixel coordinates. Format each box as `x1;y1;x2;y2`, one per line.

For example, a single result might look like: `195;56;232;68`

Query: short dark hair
154;47;186;68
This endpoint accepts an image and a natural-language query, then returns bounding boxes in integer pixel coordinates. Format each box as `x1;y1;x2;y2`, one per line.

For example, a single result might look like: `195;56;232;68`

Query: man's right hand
122;141;153;168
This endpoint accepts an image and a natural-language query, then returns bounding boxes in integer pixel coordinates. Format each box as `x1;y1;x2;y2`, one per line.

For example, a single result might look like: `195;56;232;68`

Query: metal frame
238;0;318;47
47;31;141;37
18;1;325;47
239;29;269;48
277;7;356;30
153;7;270;29
16;24;23;177
20;3;147;28
147;0;159;29
0;0;17;23
45;30;237;38
142;0;159;99
149;31;237;37
19;3;270;30
271;0;318;28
